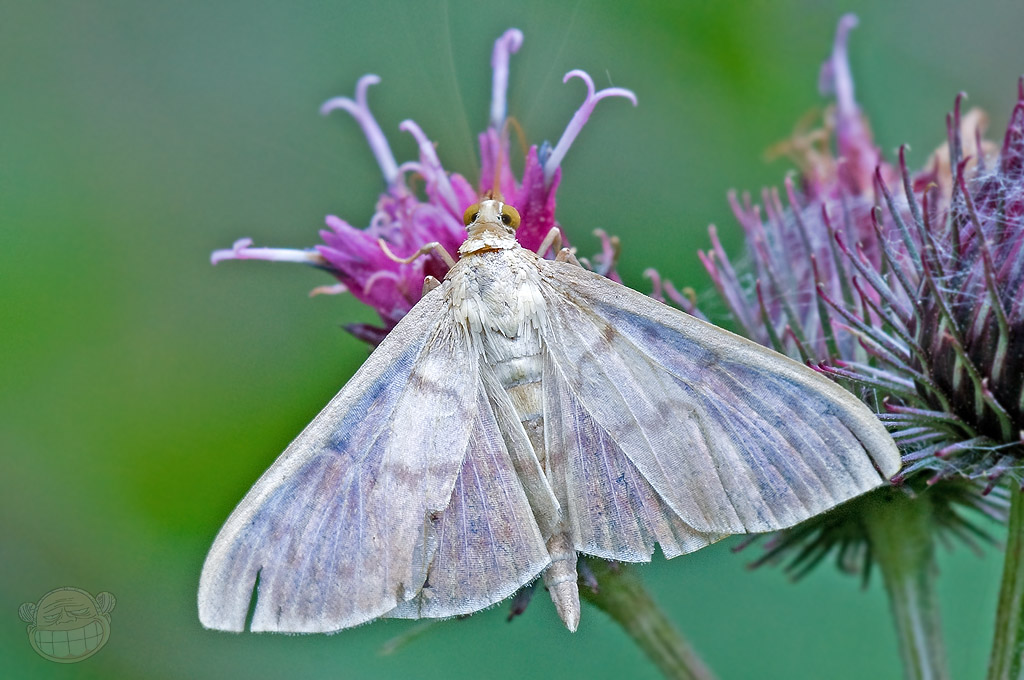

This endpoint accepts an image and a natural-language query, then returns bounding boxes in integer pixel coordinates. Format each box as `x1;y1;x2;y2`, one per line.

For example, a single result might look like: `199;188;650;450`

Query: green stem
580;560;716;680
988;486;1024;680
863;489;950;680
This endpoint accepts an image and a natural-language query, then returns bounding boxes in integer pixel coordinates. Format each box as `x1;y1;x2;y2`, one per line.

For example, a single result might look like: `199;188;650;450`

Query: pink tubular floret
542;70;637;183
210;239;326;266
490;28;524;128
321;75;400;187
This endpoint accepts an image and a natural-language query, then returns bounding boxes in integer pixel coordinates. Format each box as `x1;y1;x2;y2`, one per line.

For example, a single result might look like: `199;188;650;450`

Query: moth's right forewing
539;261;900;536
198;288;478;633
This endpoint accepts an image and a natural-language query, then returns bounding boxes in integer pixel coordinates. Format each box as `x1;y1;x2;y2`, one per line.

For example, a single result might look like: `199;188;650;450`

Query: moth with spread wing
199;198;901;633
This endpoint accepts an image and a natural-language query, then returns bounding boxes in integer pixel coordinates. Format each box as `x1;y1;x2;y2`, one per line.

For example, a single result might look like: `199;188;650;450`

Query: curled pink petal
362;269;402;297
543;69;637;183
399;119;460;214
818;15;858;118
210;238;253;264
321;74;400;186
591;228;621;280
396;160;425;179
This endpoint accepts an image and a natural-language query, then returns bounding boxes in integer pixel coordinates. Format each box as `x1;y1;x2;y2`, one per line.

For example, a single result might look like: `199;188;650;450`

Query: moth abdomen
542;533;580;632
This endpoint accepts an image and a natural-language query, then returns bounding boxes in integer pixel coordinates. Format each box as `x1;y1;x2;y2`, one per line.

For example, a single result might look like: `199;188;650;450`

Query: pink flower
212;29;635;345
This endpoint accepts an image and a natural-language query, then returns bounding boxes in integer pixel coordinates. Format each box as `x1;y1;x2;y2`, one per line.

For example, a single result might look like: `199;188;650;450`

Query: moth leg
378;239;458;269
506;582;537;622
421;275;441;296
555;247;583;267
535;227;563;257
577;558;599;593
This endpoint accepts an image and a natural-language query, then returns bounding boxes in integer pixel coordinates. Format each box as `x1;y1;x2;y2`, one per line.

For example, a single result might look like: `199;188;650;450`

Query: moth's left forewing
199;289;482;633
537;260;900;536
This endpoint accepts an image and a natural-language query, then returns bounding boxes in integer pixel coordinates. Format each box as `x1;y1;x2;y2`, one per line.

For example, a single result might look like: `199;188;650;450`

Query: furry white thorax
445;200;548;404
446;250;547;342
446;200;548;349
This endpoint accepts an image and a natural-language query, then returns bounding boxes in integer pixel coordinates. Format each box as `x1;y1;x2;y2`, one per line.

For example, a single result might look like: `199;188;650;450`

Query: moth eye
463;203;481;227
500;204;521;230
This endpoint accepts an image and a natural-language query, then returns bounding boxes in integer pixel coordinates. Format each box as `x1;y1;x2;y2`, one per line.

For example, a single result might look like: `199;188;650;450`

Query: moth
199;198;900;633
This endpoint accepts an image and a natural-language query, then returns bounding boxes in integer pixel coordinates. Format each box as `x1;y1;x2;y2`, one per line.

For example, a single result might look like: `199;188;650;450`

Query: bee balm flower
211;29;635;346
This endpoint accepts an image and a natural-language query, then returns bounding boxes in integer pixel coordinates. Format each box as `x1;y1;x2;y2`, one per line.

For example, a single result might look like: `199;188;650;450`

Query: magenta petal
478;128;519;200
345;323;390;346
999;100;1024;180
448;173;479;215
513;147;562;252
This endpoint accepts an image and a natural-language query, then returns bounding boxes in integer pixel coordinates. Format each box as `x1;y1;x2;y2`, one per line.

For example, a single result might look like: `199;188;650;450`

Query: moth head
463;200;520;235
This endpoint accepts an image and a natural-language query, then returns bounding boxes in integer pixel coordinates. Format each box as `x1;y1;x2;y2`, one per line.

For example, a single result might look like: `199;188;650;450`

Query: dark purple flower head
212;29;635;345
662;15;1020;576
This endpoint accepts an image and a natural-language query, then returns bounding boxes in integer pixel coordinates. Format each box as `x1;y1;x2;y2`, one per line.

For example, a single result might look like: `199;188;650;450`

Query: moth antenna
506;116;528;161
486;117;526;202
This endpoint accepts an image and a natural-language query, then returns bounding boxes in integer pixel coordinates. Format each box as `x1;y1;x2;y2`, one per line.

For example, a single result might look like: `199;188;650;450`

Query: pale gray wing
199;287;483;633
385;370;551;619
543;352;725;561
537;260;900;535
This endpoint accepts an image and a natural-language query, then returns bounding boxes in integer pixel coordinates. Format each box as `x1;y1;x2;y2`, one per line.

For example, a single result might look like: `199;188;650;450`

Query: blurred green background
3;1;1022;678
